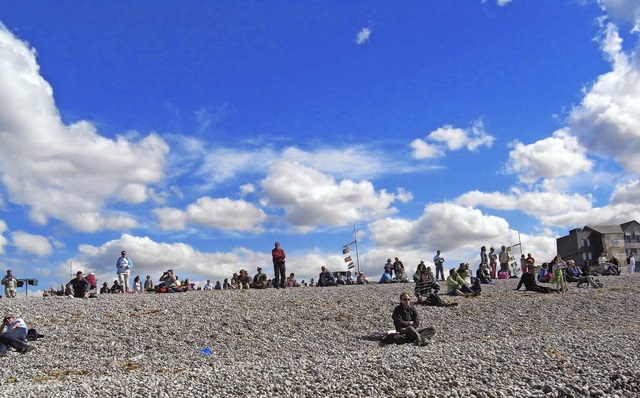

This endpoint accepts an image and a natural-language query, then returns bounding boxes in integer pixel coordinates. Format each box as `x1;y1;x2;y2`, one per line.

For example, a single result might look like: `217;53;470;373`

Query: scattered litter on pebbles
1;274;640;397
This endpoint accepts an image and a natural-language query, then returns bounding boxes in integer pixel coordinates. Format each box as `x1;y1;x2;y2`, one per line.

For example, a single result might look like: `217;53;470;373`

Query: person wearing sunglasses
0;315;34;356
390;292;436;346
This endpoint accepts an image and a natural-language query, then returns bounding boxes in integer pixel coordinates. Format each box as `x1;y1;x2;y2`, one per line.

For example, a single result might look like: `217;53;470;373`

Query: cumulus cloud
356;27;372;45
154;197;267;232
455;189;593;219
610;179;640;204
11;231;53;256
570;23;640;176
410;139;443;160
369;202;511;252
0;26;169;232
538;203;640;228
505;129;593;184
411;120;494;159
262;160;410;232
598;0;640;32
0;220;7;254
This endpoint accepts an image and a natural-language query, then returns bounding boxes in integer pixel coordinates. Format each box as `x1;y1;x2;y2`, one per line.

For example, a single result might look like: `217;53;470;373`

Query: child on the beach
551;255;568;293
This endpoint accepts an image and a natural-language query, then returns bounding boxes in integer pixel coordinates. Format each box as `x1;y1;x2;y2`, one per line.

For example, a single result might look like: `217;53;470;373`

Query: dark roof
620;220;640;230
583;224;623;234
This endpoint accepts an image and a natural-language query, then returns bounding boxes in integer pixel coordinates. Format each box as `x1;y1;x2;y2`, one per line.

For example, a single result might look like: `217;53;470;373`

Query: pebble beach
1;274;639;398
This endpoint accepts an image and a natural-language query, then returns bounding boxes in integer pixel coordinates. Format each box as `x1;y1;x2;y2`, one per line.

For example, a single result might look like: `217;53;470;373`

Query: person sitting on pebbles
446;269;478;297
415;270;457;307
457;264;483;295
99;282;110;294
65;271;91;298
0;314;35;356
386;292;436;346
252;267;268;289
318;266;337;287
515;265;558;294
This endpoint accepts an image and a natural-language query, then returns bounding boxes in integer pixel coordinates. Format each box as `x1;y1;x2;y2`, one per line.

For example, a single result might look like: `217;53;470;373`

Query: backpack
26;328;45;341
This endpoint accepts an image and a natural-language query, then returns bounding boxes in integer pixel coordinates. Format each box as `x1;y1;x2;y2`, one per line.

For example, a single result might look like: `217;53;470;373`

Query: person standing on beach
272;242;286;289
116;250;133;293
433;250;445;281
488;247;498;279
499;246;510;274
480;246;488;267
1;270;18;298
629;254;636;274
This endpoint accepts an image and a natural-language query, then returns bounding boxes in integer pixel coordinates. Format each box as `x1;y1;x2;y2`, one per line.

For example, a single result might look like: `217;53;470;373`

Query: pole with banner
343;226;361;275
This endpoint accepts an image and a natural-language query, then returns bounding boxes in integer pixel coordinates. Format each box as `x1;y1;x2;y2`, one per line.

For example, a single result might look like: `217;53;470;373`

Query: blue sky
1;0;640;294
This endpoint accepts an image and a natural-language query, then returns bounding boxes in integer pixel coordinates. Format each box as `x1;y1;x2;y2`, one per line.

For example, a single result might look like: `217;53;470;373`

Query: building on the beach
556;220;640;267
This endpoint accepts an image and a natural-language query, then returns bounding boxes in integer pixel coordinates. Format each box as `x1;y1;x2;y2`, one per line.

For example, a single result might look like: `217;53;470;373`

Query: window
581;239;588;248
582;252;587;261
626;234;631;243
588;253;593;260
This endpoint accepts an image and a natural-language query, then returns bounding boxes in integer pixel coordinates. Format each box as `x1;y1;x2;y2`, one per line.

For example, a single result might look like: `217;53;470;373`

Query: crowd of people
4;241;628;300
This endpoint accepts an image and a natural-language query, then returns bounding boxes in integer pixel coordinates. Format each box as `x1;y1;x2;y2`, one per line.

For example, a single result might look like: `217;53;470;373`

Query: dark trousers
273;261;286;288
435;264;444;281
0;327;28;354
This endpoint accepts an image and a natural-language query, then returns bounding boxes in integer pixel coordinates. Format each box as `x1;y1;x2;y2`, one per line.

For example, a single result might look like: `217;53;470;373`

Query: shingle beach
1;274;639;398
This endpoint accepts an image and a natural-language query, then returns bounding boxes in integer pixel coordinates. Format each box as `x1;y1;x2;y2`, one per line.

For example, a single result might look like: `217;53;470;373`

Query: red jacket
272;248;286;264
85;274;97;288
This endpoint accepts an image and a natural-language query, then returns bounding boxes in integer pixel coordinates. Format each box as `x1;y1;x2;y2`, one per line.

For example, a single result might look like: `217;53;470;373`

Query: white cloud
538;203;640;228
411;120;494;160
262;160;410;232
281;146;422;179
598;0;640;32
410;139;443;159
356;27;372;45
369;202;511;252
239;183;255;197
0;26;169;232
455;189;593;219
11;231;53;256
505;129;593;184
497;0;514;6
570;23;640;176
154;197;267;232
0;220;7;254
610;179;640;204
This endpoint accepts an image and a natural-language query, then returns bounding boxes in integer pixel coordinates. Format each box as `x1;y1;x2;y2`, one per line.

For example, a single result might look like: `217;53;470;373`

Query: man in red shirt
272;242;286;289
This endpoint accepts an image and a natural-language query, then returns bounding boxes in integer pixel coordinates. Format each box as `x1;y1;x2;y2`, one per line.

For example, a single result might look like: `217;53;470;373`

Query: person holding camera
159;269;178;293
1;270;18;298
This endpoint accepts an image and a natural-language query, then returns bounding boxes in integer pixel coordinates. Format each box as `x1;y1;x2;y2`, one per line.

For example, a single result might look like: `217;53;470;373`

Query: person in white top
598;253;608;265
629;254;636;274
116;250;133;293
203;280;213;290
0;315;34;355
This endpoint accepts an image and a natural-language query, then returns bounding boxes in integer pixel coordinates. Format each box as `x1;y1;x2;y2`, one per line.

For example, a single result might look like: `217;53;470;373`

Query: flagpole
354;226;360;275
